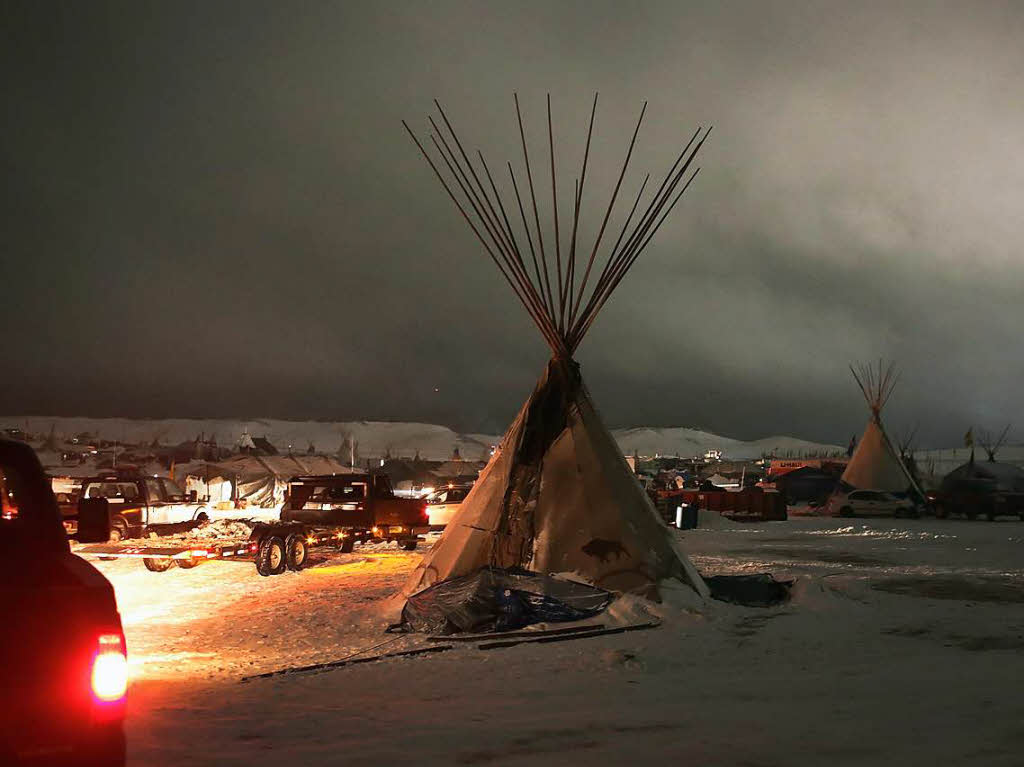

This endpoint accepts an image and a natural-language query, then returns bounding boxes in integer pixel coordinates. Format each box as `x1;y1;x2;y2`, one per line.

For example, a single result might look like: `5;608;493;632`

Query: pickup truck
0;438;127;765
281;473;428;550
68;472;210;541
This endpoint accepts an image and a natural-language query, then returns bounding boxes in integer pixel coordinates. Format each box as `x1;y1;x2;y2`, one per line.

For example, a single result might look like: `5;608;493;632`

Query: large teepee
841;361;923;499
402;95;709;601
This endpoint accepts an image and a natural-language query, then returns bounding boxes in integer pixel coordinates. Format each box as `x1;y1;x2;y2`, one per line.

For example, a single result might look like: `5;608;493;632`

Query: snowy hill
612;426;842;460
0;415;841;462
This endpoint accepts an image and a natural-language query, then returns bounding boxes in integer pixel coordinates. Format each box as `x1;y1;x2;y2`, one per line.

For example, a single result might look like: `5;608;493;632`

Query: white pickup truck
66;472;210;541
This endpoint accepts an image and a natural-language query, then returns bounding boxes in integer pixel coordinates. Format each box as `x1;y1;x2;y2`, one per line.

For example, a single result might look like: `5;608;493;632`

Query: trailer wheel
402;539;418;551
97;517;131;560
839;506;854;518
143;557;176;572
256;535;287;576
177;557;202;569
338;536;355;553
109;515;129;542
285;534;309;571
933;503;948;519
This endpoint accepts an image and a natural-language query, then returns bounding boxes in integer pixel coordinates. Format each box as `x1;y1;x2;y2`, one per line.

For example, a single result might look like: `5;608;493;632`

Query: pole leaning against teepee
402;95;710;600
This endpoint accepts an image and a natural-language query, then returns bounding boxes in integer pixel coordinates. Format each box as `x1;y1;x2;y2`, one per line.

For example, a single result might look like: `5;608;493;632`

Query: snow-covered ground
75;516;1024;766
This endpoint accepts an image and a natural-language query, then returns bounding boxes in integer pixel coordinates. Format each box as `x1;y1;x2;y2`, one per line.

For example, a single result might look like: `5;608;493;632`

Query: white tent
181;454;353;508
402;95;709;601
840;361;923;499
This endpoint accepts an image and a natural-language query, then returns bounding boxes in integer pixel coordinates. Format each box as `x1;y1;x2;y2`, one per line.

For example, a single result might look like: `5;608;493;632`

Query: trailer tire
177;557;201;569
285;534;309;571
933;503;948;519
109;515;129;542
143;557;176;572
839;506;854;518
256;535;287;576
402;539;418;551
338;537;355;553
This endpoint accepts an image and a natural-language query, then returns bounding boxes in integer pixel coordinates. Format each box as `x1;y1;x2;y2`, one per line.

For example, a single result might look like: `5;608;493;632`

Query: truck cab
0;438;127;765
74;472;209;541
281;473;428;549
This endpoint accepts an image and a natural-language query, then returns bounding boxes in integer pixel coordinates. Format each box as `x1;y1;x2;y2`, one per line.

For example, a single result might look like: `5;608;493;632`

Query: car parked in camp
0;438;128;765
65;472;210;541
424;483;472;528
824;489;918;518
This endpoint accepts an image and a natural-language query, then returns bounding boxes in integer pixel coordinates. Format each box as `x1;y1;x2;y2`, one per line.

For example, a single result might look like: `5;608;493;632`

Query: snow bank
614;425;841;460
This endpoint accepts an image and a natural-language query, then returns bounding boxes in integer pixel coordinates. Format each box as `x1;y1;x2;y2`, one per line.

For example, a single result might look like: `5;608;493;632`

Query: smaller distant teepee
841;361;923;500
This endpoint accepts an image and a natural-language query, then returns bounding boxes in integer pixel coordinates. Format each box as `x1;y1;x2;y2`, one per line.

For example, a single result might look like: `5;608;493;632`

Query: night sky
3;1;1023;446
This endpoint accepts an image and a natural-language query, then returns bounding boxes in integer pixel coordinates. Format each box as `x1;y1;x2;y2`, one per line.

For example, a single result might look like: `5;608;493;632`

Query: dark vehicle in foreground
0;439;127;766
282;473;428;550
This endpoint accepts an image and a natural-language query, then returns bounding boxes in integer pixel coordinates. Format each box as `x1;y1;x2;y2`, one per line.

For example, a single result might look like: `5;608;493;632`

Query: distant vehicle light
91;634;128;702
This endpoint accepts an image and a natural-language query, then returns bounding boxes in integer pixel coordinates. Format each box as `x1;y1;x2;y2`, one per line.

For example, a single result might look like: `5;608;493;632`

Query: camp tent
840;361;923;500
181;454;353;508
942;459;1024;494
401;95;709;603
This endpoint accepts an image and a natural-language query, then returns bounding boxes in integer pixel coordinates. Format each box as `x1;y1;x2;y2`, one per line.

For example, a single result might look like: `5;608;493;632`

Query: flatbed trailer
77;522;404;576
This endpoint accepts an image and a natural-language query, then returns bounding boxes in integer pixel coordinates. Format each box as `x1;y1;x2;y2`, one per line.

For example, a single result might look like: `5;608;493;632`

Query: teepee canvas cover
841;362;923;499
403;95;709;601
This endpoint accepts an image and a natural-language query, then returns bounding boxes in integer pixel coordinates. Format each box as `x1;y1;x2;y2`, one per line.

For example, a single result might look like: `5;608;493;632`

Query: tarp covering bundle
398;567;614;635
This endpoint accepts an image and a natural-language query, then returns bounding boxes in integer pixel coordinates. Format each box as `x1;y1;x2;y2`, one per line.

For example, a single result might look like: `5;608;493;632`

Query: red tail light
91;633;128;704
421;503;429;522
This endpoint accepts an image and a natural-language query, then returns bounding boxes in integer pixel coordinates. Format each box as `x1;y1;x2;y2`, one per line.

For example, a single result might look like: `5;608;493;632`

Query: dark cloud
3;1;1022;446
